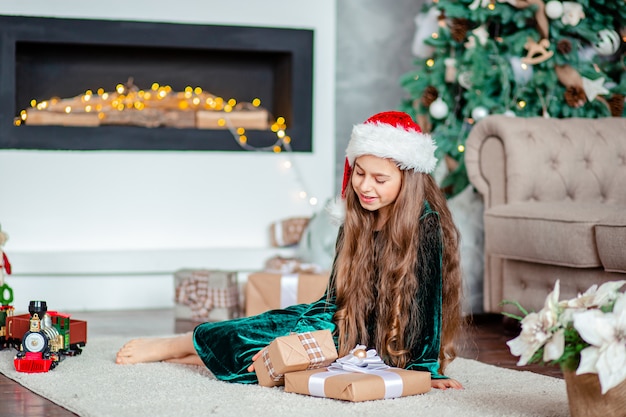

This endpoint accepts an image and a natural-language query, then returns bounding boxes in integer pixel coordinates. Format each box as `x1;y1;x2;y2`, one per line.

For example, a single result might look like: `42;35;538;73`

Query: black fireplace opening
0;16;314;152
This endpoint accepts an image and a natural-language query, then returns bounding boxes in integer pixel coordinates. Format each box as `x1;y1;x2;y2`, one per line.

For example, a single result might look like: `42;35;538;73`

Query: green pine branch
400;0;626;198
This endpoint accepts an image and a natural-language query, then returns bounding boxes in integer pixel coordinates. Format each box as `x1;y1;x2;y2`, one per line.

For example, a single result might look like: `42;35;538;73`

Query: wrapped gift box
244;272;330;316
174;269;241;322
269;217;310;247
284;367;431;402
254;330;338;387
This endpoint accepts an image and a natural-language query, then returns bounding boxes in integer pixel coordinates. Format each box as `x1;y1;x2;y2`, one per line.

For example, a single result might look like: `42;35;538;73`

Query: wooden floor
0;310;562;417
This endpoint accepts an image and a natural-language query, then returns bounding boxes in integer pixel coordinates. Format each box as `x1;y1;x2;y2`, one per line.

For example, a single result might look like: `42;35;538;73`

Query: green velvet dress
193;205;445;383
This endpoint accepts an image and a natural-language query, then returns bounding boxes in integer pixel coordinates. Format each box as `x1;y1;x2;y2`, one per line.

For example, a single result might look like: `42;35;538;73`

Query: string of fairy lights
15;81;318;206
220;111;318;207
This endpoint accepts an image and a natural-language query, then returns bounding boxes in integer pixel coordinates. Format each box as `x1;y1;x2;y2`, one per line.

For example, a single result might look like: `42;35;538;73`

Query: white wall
0;0;336;312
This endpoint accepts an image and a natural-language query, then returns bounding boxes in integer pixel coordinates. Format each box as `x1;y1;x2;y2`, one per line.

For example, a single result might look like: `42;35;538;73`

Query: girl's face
351;155;402;219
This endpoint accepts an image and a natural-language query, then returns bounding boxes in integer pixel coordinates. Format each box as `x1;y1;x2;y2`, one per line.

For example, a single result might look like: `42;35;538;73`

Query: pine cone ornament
557;39;572;55
421;86;439;107
564;86;587;108
450;18;471;42
608;94;625;117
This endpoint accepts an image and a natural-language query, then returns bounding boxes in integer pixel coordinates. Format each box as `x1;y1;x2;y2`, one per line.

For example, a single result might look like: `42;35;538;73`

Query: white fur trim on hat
346;122;437;173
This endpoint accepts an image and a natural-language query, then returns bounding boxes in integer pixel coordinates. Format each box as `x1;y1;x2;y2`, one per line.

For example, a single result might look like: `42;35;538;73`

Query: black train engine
13;300;86;373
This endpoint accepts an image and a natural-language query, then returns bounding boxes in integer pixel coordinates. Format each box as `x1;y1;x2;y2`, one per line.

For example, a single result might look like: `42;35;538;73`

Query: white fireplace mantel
0;0;336;312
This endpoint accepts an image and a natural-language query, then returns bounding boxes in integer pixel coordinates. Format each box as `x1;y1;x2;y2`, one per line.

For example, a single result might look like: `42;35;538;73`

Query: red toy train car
1;301;87;373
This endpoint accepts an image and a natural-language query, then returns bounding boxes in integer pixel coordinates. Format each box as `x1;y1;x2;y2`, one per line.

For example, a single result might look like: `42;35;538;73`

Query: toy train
1;300;87;373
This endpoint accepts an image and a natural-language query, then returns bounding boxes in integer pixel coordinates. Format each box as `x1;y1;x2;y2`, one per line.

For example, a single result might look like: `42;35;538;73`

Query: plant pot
563;370;626;417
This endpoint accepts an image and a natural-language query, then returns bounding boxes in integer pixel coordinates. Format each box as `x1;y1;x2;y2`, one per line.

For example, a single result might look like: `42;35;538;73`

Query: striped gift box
254;329;338;387
174;269;241;322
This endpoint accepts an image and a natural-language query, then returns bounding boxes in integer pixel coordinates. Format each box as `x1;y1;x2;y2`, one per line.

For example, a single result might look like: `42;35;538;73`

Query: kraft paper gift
269;217;310;247
284;367;431;402
284;345;431;401
244;272;329;316
254;329;338;387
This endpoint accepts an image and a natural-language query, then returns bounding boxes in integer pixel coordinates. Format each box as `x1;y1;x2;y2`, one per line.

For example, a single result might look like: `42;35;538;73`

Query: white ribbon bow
308;345;404;399
328;344;390;373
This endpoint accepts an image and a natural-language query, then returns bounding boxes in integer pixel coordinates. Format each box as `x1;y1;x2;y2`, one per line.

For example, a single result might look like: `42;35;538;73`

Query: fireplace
0;16;314;151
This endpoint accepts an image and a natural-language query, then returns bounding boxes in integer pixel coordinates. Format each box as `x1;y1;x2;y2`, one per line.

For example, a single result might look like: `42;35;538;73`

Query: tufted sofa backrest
467;116;626;206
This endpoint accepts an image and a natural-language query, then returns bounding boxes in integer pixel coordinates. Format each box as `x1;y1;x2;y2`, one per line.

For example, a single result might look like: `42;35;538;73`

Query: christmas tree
400;0;626;198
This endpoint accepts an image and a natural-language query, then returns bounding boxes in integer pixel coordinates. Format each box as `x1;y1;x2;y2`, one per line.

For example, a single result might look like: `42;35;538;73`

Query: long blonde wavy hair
332;166;462;374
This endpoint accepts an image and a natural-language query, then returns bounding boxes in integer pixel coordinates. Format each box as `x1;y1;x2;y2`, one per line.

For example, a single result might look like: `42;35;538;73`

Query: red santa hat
340;111;437;198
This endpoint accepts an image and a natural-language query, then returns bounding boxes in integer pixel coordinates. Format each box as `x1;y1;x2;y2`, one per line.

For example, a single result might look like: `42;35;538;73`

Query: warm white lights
17;81;318;206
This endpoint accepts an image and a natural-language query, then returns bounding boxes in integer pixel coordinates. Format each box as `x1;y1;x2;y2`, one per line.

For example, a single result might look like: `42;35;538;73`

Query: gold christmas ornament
353;349;367;359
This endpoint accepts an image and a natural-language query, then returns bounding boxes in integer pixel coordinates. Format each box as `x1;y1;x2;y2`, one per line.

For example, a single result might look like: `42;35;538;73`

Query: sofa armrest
465;122;506;209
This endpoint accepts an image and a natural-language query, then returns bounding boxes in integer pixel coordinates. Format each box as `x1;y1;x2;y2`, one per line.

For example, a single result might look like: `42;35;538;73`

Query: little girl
117;111;464;390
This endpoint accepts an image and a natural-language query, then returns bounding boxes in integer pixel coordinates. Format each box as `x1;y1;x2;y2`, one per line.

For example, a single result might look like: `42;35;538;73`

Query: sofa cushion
595;211;626;273
484;202;624;268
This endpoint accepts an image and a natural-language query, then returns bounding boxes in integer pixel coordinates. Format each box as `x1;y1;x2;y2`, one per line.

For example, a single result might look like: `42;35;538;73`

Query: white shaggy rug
0;336;569;417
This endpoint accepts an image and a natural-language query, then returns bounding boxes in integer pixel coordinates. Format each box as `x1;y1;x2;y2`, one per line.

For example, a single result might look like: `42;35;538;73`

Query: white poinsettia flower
507;312;547;365
507;281;561;366
591;281;626;307
573;294;626;394
563;280;626;310
543;328;565;362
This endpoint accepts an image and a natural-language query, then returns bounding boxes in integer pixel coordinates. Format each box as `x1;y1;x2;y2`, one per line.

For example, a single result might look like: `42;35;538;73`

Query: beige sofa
465;115;626;314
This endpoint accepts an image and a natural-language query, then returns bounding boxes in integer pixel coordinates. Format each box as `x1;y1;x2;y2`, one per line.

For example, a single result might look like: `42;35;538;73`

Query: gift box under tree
174;269;241;322
244;272;330;316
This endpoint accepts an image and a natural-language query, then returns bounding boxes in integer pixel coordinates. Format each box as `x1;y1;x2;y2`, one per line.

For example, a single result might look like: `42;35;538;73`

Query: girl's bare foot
116;333;197;365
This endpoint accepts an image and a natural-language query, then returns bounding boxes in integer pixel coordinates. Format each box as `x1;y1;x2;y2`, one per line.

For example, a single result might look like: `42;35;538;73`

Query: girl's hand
431;378;464;390
246;348;266;373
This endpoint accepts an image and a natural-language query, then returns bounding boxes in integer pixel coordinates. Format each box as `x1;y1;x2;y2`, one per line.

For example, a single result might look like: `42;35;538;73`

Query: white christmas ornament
458;72;473;89
503;109;516;117
545;1;564;19
429;97;449;120
582;77;609;101
509;56;534;85
471;106;489;121
593;29;621;56
561;2;584;26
